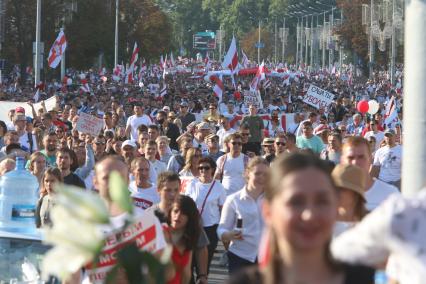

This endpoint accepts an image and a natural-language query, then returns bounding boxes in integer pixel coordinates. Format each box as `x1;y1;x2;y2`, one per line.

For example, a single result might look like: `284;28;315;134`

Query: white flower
54;183;109;224
109;171;133;214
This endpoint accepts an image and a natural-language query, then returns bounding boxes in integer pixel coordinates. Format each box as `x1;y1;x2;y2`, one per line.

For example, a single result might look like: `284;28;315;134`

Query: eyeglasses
231;142;242;146
198;166;211;171
275;142;286;146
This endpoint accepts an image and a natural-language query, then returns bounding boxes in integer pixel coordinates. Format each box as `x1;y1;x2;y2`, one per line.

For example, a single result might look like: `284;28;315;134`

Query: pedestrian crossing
208;243;229;284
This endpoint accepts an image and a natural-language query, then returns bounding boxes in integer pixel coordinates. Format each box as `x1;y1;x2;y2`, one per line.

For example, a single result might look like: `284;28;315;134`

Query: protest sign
303;84;335;109
0;96;57;122
85;211;163;283
243;90;263;109
75;112;104;136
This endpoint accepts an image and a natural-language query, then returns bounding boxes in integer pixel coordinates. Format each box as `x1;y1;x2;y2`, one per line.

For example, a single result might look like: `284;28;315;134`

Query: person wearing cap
205;133;224;162
332;164;368;236
363;120;385;151
193;122;210;153
261;138;275;164
178;101;196;131
371;129;402;189
155;111;180;151
121;139;138;167
125;103;153;141
14;113;38;154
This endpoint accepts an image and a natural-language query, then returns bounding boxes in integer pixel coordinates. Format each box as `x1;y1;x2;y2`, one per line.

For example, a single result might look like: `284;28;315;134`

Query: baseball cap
15;107;25;114
121;140;137;149
196;122;211;130
384;129;396;136
180;101;189;107
331;164;366;200
163;106;171;112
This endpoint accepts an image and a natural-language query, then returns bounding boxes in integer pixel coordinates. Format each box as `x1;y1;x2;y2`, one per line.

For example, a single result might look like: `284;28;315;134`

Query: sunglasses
198;166;211;171
231;142;242;146
275;142;286;146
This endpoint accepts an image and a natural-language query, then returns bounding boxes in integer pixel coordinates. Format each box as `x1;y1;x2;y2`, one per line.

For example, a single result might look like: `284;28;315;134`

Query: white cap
121;140;137;149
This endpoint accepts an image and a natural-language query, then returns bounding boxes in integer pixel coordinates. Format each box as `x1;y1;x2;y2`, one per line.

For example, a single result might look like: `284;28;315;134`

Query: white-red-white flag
241;49;250;68
47;30;67;69
211;75;224;102
384;96;398;126
250;61;266;91
222;36;238;73
125;42;139;84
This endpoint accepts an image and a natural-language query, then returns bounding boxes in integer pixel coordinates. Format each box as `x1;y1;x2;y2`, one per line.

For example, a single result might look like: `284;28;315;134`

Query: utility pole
390;0;396;85
369;0;374;78
60;27;65;80
310;14;314;70
114;0;119;67
296;17;299;66
322;12;326;69
329;7;335;69
402;0;426;196
305;16;309;65
282;18;286;64
34;0;42;86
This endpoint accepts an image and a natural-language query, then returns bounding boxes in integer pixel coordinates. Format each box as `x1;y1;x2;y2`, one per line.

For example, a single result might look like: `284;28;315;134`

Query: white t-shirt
217;128;236;151
365;178;400;211
364;131;385;150
184;179;226;227
18;132;38;153
219;154;246;196
126;114;152;140
129;181;160;210
149;160;167;182
373;145;403;182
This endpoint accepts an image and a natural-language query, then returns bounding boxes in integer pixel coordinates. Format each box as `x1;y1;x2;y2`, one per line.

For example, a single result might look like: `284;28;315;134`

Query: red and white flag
47;30;67;69
241;49;250;68
222;36;238;73
211;75;224;102
162;54;168;80
170;52;176;67
384;96;398;126
125;42;139;84
250;61;266;91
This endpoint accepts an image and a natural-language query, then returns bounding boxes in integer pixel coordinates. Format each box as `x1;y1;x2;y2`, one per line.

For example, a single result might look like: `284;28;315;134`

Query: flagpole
282;18;285;64
60;27;65;80
258;20;261;65
114;0;119;67
34;0;41;86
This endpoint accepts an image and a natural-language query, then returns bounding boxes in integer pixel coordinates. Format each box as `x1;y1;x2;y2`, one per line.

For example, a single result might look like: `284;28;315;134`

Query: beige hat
205;133;219;141
196;122;211;130
262;137;275;146
331;164;366;199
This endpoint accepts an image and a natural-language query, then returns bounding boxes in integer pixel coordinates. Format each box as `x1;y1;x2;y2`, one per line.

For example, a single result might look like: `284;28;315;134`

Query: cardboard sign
75;112;104;136
85;211;162;283
0;96;57;122
243;90;263;109
303;85;335;109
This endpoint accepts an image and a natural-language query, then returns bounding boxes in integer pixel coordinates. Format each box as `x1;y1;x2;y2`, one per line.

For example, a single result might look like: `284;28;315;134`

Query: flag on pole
384;96;398;127
156;84;167;100
250;61;265;91
162;54;168;80
47;30;67;69
263;78;271;89
211;75;224;103
170;52;176;67
241;49;250;68
125;42;139;84
33;89;40;102
222;36;238;88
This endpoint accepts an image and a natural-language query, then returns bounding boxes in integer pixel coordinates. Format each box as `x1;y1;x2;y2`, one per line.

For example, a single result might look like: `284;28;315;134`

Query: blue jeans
227;250;256;274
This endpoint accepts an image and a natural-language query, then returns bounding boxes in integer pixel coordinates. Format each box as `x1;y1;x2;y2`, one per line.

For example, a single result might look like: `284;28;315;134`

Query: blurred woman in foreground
228;153;374;284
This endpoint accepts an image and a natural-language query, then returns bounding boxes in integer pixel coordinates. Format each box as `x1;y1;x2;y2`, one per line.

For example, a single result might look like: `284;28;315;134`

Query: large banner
303;84;335;109
0;96;58;122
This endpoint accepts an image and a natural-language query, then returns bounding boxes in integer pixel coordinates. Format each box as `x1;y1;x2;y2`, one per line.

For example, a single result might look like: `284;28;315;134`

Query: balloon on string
357;100;369;114
367;100;380;115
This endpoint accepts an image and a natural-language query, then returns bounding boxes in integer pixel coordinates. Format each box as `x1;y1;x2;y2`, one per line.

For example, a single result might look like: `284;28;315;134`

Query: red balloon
357;100;369;113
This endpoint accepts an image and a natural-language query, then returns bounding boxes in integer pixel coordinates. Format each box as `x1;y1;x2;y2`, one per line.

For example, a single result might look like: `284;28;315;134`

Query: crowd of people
0;60;415;284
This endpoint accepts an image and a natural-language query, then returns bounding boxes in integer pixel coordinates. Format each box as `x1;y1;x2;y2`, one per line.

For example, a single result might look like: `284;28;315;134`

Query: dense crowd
0;61;418;284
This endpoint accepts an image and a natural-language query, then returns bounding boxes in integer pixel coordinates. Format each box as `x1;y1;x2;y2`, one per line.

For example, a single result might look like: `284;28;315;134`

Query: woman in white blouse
184;156;227;273
217;156;269;274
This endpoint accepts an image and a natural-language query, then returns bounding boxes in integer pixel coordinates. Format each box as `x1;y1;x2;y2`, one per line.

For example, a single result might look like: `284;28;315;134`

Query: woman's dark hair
197;156;217;172
0;120;7;136
40;167;63;196
168;195;201;251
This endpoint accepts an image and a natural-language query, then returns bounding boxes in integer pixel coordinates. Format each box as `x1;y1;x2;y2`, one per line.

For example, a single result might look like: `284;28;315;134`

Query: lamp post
296;17;300;65
258;19;261;64
114;0;119;68
34;0;41;86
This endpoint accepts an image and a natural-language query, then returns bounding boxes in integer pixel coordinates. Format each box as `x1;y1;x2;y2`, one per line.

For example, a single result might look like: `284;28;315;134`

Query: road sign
255;42;265;48
193;31;216;50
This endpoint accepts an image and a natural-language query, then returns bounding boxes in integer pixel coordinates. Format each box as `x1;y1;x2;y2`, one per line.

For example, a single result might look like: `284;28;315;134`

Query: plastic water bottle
0;157;39;233
375;271;388;284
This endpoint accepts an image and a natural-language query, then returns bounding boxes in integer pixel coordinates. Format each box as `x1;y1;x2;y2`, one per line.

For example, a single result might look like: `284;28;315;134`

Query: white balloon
66;78;73;85
368;100;379;115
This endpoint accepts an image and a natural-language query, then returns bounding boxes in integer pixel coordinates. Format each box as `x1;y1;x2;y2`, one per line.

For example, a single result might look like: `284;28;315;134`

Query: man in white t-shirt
125;103;152;141
340;136;400;211
217;116;236;152
214;133;248;196
13;114;38;153
129;157;160;210
371;129;402;190
363;120;385;150
82;156;166;283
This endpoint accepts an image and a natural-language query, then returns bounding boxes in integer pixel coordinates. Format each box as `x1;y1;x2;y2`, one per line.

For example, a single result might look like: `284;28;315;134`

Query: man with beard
41;132;58;167
56;147;85;188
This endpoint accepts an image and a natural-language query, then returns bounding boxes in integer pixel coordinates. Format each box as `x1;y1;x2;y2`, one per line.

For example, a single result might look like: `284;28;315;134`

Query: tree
240;27;273;63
